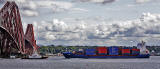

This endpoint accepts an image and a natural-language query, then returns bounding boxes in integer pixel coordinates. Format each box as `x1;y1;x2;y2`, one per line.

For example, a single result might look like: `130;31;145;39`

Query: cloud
74;0;116;4
136;0;150;3
6;0;35;10
3;0;38;17
33;19;87;41
31;12;160;45
5;0;158;45
71;8;89;13
20;1;37;10
3;0;86;17
21;10;38;17
36;1;73;13
7;0;26;3
107;13;160;38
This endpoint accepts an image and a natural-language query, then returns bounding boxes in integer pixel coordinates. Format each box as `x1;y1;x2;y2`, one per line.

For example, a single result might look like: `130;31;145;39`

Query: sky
1;0;160;46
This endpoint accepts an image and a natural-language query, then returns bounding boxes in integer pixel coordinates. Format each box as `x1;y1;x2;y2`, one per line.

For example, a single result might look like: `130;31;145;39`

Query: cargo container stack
121;47;130;55
63;45;150;58
108;46;119;55
118;46;122;55
97;47;108;55
131;49;140;55
85;49;96;56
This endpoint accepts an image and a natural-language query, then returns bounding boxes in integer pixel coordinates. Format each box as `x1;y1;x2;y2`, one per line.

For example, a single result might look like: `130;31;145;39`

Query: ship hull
63;52;150;58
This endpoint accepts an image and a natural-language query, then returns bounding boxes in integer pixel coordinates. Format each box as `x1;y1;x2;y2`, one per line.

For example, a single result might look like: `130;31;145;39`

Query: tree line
38;45;160;56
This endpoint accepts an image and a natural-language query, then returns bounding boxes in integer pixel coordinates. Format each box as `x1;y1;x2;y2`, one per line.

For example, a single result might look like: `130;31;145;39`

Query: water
0;56;160;69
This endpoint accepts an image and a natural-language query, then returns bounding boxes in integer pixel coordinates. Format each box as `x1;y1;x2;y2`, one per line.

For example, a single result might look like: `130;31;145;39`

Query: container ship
63;41;150;58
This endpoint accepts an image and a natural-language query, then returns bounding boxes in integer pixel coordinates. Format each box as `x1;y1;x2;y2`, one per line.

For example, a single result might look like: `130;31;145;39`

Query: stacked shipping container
80;46;140;56
121;48;130;55
131;49;140;55
108;47;119;55
97;47;107;55
85;49;96;55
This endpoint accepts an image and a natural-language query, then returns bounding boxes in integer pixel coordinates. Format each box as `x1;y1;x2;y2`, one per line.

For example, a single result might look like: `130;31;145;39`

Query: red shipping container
122;49;130;54
132;49;140;51
97;47;107;54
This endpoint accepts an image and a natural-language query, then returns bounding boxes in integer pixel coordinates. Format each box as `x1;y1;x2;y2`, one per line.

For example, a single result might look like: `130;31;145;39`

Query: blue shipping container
85;49;96;55
122;47;133;49
109;47;119;55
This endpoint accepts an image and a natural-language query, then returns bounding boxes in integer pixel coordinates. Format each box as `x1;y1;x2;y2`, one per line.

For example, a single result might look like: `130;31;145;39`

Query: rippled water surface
0;56;160;69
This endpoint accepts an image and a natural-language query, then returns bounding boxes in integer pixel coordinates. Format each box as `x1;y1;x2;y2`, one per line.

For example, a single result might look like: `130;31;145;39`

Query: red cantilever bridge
0;1;37;57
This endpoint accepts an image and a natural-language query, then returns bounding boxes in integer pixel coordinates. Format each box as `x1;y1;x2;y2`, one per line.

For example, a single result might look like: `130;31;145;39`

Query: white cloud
5;0;158;45
135;0;151;3
23;1;37;10
3;0;38;17
45;32;57;40
70;8;89;13
31;13;160;45
90;0;106;3
21;10;38;17
75;0;116;4
7;0;26;3
6;0;37;10
36;1;73;13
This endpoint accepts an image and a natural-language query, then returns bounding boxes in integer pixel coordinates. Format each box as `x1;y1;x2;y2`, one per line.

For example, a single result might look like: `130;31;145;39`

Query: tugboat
22;51;48;59
63;41;150;58
28;51;47;59
22;46;48;59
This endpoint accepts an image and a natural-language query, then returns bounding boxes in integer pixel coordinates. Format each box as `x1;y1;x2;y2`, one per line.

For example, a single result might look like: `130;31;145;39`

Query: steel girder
0;1;25;55
0;1;38;56
25;24;37;55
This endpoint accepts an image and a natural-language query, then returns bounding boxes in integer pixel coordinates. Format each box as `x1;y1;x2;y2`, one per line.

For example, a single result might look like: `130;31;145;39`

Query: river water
0;56;160;69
